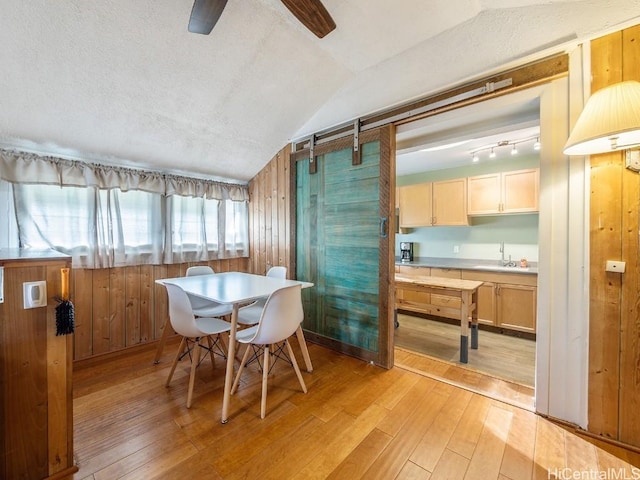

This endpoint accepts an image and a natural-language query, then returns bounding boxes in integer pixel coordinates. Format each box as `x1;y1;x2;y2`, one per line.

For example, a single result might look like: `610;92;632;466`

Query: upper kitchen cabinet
399;178;467;227
467;168;539;215
432;178;468;226
399;182;432;227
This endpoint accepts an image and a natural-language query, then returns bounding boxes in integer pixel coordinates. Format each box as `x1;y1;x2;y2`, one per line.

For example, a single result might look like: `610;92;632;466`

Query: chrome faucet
500;242;516;267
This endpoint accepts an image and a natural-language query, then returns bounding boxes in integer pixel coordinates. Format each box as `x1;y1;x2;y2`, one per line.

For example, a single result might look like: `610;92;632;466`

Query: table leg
221;303;239;423
295;325;313;373
459;291;470;364
153;316;172;364
471;290;479;350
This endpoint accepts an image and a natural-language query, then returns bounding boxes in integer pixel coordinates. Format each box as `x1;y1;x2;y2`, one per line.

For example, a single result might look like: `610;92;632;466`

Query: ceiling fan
188;0;336;38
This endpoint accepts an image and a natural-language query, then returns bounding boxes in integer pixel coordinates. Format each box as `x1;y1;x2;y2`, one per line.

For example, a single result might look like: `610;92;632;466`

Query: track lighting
469;135;540;164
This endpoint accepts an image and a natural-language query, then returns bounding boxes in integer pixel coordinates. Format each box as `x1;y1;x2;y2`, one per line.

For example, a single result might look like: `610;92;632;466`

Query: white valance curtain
1;149;249;268
0;149;248;201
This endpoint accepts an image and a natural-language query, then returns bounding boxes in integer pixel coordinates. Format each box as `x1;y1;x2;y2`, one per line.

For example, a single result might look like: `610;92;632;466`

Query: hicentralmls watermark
548;467;640;479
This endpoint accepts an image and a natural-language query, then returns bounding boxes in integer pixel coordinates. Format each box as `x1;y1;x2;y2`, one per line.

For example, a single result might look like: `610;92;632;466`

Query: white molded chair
164;283;232;408
231;284;307;419
237;266;287;326
185;266;233;318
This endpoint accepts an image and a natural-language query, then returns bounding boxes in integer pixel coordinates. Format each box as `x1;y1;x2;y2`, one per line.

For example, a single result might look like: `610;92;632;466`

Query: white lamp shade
563;80;640;156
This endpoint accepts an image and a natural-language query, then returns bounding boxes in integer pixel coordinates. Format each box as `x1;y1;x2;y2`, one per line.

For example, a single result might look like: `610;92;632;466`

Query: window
10;182;248;268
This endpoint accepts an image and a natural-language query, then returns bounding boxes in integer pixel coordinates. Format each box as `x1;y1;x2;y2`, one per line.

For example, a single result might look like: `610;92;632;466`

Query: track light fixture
469;135;540;164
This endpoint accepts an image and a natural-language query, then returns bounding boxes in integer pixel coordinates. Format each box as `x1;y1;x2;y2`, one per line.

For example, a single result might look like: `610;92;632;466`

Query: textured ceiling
1;1;639;183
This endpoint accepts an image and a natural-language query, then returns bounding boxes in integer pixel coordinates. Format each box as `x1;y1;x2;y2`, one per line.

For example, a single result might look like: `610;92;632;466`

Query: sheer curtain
2;149;249;268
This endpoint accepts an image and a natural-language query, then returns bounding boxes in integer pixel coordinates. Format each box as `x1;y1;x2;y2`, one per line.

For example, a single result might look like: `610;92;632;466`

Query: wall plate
23;281;47;309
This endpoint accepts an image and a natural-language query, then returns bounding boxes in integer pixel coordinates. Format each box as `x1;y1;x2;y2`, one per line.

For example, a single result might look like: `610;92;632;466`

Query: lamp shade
563;80;640;156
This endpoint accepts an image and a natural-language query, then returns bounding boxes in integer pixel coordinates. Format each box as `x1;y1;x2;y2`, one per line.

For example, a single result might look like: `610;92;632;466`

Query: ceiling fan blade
188;0;228;35
280;0;336;38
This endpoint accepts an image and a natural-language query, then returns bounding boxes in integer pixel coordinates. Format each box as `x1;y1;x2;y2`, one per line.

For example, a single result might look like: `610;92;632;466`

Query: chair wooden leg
166;337;186;387
231;344;252;395
285;339;307;393
295;325;313;373
261;344;270;419
186;338;202;409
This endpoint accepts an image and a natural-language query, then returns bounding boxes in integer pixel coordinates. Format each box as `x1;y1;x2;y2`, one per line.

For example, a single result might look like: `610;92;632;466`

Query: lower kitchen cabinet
474;281;496;326
462;269;537;333
496;283;537;332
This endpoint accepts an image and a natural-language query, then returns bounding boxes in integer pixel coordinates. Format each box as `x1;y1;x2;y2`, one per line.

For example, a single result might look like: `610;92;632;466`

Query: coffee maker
400;242;414;263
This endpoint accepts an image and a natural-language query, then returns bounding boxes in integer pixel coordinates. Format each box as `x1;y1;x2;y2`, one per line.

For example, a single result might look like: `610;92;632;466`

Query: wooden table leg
459;291;470;364
221;303;238;423
153;316;172;364
471;290;479;350
295;325;313;373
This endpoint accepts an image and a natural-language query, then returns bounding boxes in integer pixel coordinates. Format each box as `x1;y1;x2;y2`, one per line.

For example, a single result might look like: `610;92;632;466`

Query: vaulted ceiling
1;1;639;183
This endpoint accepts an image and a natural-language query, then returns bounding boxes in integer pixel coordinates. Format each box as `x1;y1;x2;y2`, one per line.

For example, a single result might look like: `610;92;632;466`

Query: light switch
23;281;47;309
605;260;626;273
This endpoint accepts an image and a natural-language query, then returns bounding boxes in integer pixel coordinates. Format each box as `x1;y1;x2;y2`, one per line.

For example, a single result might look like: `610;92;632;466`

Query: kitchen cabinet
0;250;77;480
462;269;537;333
398;178;467;227
398;183;432;227
496;283;537;333
467;168;539;215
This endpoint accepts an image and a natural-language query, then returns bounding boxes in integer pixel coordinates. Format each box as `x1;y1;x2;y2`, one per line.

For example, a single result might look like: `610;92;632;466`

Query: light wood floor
395;314;536;386
72;338;639;479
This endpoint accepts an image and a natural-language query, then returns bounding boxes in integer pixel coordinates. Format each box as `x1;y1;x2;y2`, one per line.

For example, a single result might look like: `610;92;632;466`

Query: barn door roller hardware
352;119;361;165
309;135;317;174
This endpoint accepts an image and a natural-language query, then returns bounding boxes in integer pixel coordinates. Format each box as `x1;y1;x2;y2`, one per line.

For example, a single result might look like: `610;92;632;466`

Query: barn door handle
380;217;388;238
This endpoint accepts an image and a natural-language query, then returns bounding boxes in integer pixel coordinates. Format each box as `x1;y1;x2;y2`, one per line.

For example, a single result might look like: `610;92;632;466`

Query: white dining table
155;271;314;423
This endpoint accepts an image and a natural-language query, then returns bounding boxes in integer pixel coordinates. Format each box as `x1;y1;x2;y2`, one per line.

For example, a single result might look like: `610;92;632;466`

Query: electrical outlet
453;245;460;254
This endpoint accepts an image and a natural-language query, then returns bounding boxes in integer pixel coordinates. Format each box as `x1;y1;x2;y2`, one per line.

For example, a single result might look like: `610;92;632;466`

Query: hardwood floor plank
409;386;473;472
464;404;513;479
71;342;639;480
375;376;439;437
325;429;393;480
395;460;432;480
500;406;536;480
362;385;452;479
447;393;493;459
290;403;389;479
430;448;470;480
533;415;566;479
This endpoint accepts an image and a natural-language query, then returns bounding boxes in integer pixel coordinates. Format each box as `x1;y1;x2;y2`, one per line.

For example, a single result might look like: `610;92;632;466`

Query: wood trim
292;54;568;150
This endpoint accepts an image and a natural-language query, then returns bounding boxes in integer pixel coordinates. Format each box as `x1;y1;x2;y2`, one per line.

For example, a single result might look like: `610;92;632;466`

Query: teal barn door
294;126;395;367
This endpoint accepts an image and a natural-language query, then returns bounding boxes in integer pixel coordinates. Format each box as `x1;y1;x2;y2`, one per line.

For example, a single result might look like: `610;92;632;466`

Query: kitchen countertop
395;256;538;275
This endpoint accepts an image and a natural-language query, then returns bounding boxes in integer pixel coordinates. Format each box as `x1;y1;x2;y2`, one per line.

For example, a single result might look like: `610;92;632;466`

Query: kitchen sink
472;265;530;272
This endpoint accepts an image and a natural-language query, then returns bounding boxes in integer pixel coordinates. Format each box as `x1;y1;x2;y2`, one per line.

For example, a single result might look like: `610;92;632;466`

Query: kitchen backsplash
396;213;539;262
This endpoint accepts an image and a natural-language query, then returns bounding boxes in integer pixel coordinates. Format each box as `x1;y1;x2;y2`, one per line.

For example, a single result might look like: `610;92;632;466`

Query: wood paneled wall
248;144;293;276
588;25;640;447
70;258;249;360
